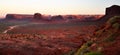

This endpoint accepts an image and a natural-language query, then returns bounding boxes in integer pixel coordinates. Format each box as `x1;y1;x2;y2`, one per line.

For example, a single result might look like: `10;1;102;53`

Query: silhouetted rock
34;13;42;19
51;15;64;21
106;5;120;15
100;5;120;22
66;15;76;20
5;14;33;19
6;14;16;19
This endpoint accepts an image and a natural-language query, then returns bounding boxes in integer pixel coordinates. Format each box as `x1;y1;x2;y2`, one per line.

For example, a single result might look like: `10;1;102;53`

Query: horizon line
0;13;105;18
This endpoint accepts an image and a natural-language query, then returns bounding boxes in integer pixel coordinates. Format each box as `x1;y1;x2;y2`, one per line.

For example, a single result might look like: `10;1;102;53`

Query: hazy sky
0;0;120;18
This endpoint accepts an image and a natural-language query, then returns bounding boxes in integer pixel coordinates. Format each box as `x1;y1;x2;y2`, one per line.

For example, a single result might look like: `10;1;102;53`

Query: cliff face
100;5;120;22
106;5;120;15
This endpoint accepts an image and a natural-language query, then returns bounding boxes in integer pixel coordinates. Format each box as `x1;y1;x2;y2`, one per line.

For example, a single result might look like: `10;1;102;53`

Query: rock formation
106;5;120;15
5;14;33;19
100;5;120;22
51;15;64;21
33;13;42;19
6;14;16;19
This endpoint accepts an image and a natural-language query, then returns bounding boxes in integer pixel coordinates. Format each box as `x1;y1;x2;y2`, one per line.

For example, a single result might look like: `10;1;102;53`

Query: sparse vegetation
95;29;104;37
107;16;117;24
75;44;88;55
107;16;120;28
85;41;93;47
63;50;75;55
112;23;120;30
74;41;93;55
84;51;103;55
0;22;11;33
104;33;116;42
0;20;98;55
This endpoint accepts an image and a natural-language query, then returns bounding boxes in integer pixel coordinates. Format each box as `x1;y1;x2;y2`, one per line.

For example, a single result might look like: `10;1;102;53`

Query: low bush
74;44;88;55
95;29;104;37
107;17;116;24
63;50;75;55
74;41;93;55
112;23;120;30
85;41;93;47
107;16;120;25
104;33;117;42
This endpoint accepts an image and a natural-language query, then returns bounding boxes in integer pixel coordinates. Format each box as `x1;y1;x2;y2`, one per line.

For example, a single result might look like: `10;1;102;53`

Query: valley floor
0;21;98;55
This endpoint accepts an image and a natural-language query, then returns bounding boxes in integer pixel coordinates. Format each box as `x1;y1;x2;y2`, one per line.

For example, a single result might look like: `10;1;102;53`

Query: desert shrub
84;51;103;55
107;17;116;24
95;29;104;37
104;33;116;42
107;16;120;24
112;23;120;30
63;50;75;55
85;41;93;47
75;41;93;55
75;44;88;55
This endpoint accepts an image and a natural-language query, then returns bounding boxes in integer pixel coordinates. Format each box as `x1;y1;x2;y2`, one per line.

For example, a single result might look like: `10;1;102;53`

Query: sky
0;0;120;18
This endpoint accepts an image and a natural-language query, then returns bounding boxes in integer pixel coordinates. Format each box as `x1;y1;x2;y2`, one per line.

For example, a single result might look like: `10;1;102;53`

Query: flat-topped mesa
6;14;33;19
106;5;120;15
99;5;120;22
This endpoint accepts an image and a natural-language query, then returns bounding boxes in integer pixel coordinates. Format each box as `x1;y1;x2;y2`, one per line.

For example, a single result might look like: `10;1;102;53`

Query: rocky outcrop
6;14;16;19
33;13;42;19
6;14;33;19
106;5;120;15
99;5;120;22
51;15;64;21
